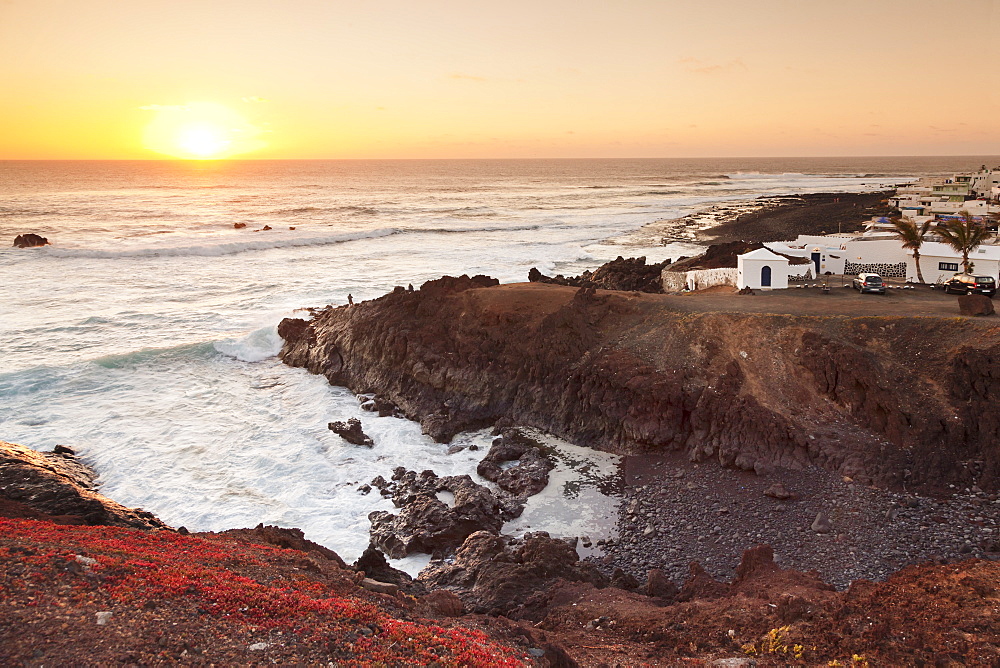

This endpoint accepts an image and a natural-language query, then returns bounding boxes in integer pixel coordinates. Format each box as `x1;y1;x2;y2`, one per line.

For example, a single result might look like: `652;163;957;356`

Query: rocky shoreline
614;190;896;248
602;452;1000;590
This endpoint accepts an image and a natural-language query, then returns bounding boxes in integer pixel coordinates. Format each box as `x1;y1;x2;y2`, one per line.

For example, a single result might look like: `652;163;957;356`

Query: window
939;262;959;271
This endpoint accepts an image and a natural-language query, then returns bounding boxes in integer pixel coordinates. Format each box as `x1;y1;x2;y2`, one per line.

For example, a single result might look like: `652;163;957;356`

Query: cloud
139;104;188;111
678;57;747;75
241;96;268;103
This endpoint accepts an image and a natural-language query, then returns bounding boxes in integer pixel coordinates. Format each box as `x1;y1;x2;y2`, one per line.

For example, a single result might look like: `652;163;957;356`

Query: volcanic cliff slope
280;277;1000;493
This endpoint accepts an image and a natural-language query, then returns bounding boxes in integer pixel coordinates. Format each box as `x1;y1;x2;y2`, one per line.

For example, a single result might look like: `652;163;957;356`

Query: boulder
367;470;522;559
764;482;798;500
958;294;995;316
328;417;373;446
476;430;555;498
643;568;679;601
415;590;465;617
13;233;48;248
353;543;425;596
811;511;833;534
419;531;609;617
217;524;348;569
233;222;247;229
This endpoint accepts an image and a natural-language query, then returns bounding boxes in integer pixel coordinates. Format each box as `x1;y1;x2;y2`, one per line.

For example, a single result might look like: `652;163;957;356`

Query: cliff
280;276;1000;493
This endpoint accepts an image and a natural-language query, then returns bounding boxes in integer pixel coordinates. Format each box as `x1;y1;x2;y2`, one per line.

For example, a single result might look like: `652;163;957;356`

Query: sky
1;0;998;159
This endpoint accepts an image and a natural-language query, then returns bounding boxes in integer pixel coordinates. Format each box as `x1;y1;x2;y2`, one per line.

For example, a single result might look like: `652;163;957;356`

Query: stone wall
843;261;907;278
661;268;738;292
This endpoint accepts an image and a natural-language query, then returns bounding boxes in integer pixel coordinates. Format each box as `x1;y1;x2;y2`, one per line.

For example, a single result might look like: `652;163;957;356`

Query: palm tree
934;210;993;274
889;217;933;284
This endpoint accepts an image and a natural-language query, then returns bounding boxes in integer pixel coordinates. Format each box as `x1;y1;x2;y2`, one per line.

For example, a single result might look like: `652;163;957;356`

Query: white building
766;235;1000;283
737;248;789;289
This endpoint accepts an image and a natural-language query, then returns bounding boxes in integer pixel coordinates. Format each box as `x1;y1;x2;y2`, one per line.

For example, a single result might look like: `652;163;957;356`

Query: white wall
738;259;789;289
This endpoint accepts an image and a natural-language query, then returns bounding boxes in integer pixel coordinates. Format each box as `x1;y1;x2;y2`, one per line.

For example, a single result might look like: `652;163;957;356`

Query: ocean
0;156;988;571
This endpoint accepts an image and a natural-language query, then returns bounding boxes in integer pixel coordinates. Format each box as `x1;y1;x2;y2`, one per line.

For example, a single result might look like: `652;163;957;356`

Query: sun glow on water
141;101;265;160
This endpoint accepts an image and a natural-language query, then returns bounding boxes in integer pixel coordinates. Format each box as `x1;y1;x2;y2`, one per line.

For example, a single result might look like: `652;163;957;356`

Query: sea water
0;157;983;569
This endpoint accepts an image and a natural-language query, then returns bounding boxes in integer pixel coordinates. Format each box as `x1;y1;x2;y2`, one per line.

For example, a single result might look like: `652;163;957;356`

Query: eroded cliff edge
279;276;1000;493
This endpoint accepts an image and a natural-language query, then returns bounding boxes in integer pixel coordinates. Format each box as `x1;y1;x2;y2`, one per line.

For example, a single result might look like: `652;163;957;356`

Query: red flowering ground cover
0;517;527;666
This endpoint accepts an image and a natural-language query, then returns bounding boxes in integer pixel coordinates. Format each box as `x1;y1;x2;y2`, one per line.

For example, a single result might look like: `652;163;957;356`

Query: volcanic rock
217;524;348;569
353;543;425;596
415;590;466;617
529;256;669;293
0;440;167;529
279;276;1000;493
367;470;522;559
12;233;49;248
763;482;797;500
643;568;679;601
327;417;373;446
811;512;833;534
476;429;555;497
958;294;995;316
419;530;609;616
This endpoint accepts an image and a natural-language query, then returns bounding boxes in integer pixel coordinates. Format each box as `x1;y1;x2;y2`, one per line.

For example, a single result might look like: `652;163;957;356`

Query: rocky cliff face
279;276;1000;493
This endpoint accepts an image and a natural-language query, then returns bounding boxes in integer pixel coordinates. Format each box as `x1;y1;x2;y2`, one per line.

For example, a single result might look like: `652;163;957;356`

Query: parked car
943;273;997;297
852;273;886;294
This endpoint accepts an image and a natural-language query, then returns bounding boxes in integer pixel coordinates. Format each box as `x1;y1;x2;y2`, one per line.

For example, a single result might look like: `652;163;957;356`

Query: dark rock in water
477;429;555;497
367;470;522;559
359;394;404;417
13;233;49;248
958;294;995;317
328;417;373;446
529;256;669;293
52;445;76;457
0;440;167;529
419;530;609;617
353;543;425;596
262;225;272;231
233;222;247;229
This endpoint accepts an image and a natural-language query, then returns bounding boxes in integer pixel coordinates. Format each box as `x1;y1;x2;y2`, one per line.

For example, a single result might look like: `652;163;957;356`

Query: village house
764;169;1000;284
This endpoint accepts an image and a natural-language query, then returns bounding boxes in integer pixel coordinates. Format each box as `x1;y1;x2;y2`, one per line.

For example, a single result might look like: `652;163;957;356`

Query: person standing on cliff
347;294;354;306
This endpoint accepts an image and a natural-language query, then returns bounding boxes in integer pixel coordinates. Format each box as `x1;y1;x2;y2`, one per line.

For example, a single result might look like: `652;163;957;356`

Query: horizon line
2;154;1000;162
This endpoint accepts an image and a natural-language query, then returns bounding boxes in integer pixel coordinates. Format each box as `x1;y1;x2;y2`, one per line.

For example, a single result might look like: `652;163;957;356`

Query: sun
141;101;265;160
175;123;231;158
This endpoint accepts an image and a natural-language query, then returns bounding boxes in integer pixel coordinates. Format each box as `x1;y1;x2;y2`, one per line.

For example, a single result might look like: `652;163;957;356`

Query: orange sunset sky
1;0;998;160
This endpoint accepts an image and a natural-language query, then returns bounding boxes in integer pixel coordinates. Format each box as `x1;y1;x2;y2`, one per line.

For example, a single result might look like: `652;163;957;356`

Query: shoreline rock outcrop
368;468;523;558
279;275;1000;494
0;441;167;530
529;255;669;293
476;429;555;498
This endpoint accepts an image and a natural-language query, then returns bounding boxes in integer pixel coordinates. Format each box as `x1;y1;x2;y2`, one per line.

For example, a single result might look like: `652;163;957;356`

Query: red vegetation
0;517;525;666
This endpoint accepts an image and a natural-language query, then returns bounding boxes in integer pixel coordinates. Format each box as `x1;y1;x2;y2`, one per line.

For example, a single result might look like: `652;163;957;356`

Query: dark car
852;273;886;294
943;273;996;297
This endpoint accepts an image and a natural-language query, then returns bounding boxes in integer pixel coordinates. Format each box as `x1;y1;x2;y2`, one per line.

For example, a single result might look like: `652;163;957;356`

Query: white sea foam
214;326;284;362
43;227;402;258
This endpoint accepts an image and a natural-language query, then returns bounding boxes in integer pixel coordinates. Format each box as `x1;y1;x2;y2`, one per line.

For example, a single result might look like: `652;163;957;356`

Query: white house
737;248;789;289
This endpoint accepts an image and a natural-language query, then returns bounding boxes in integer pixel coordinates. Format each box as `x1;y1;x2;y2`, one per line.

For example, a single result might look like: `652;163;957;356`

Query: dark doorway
761;265;772;286
811;252;821;274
